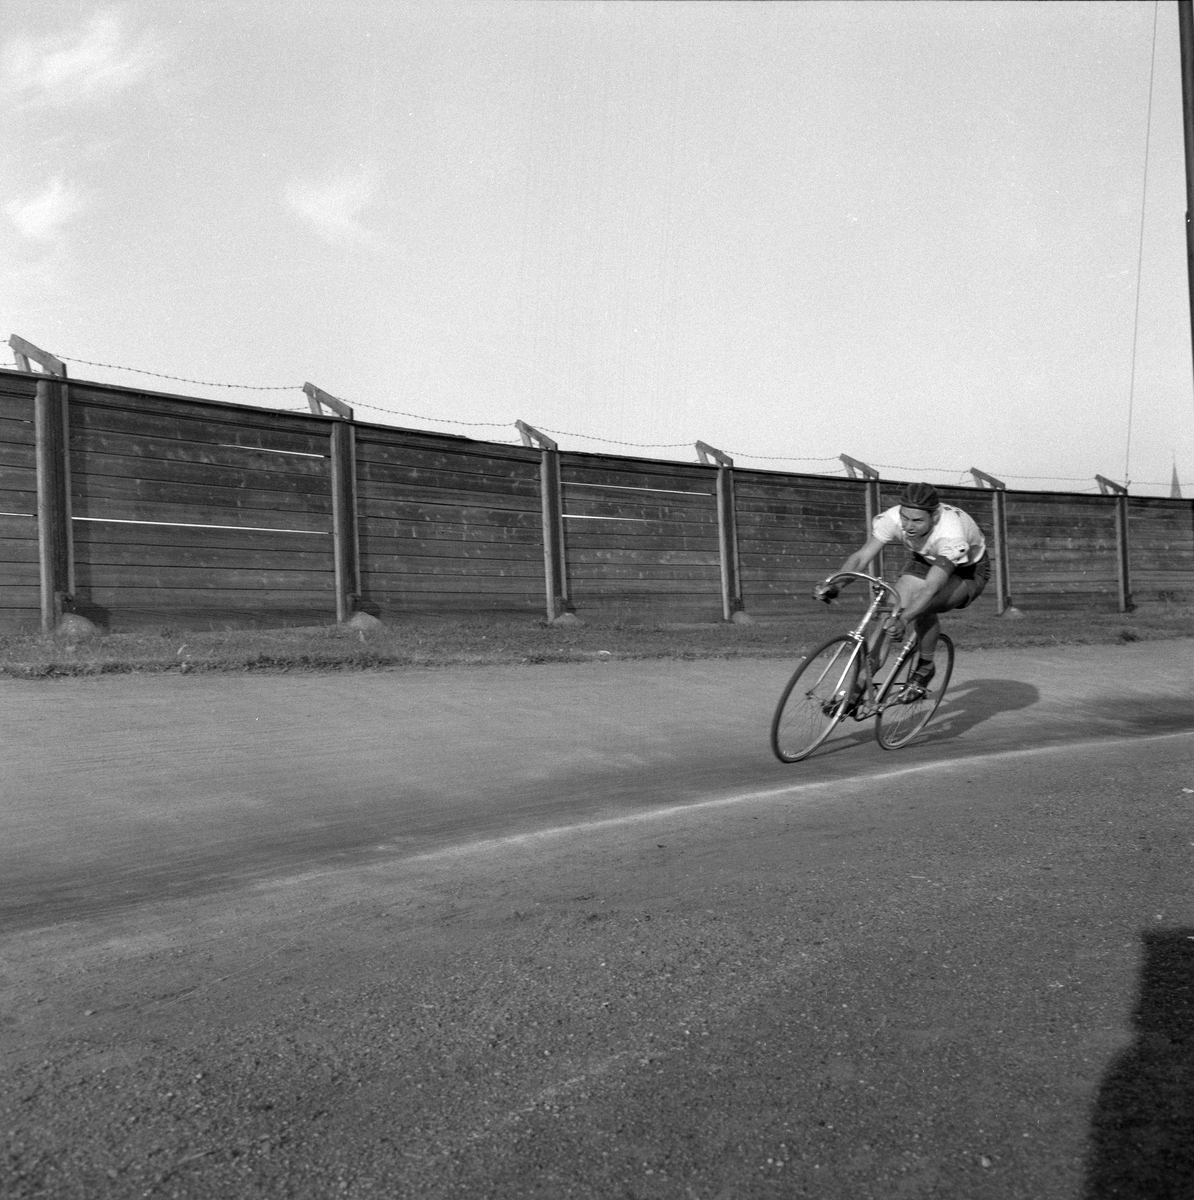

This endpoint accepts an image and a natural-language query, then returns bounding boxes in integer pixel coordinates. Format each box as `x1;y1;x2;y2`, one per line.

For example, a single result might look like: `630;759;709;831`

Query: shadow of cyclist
802;677;1040;760
926;678;1039;740
1082;928;1194;1199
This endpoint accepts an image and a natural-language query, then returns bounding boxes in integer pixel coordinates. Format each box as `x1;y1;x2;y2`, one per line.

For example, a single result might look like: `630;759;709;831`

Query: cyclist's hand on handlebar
812;581;839;604
887;613;907;643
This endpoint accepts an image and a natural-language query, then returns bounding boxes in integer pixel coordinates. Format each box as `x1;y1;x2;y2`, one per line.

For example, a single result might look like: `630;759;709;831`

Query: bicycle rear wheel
771;635;861;763
874;632;954;750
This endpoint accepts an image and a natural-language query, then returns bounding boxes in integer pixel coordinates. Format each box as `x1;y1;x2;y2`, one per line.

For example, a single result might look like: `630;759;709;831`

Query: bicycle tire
874;632;954;750
770;635;861;763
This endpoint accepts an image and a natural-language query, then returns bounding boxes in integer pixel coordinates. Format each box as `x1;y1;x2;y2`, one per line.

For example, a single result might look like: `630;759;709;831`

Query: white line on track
407;729;1194;865
85;727;1189;1019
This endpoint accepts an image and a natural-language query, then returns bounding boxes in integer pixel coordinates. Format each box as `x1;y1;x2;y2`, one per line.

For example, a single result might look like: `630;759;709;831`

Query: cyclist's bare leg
914;612;940;658
896;575;949;660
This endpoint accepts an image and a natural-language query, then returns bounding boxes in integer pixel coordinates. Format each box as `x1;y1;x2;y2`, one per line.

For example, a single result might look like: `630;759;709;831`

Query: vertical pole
990;488;1011;615
1178;2;1194;391
35;379;72;632
329;418;360;623
60;379;75;599
715;464;742;620
696;443;744;620
969;469;1011;615
1114;492;1133;613
863;477;883;581
842;457;883;580
862;477;879;529
517;423;570;622
540;447;569;620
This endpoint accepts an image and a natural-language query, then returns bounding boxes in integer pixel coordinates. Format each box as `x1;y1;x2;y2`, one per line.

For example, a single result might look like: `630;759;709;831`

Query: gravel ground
3;644;1193;1198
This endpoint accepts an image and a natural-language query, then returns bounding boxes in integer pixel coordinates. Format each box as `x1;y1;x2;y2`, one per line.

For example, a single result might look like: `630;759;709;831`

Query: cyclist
813;481;990;693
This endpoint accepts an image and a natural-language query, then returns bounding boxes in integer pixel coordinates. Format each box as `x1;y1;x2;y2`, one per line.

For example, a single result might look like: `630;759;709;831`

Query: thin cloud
1;8;165;109
285;165;388;249
0;234;74;308
5;177;86;242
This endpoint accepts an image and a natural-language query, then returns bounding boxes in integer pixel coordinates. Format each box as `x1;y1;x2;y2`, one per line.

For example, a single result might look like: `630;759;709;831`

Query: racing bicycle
770;571;954;762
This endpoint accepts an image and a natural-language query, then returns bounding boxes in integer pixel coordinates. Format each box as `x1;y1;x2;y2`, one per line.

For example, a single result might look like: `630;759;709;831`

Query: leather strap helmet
900;481;940;511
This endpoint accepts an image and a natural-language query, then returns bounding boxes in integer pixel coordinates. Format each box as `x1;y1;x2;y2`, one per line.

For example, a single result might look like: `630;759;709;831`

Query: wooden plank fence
69;384;335;628
560;453;722;620
0;373;39;627
737;472;868;615
1128;496;1194;603
1;366;1192;632
1002;492;1121;610
355;425;544;616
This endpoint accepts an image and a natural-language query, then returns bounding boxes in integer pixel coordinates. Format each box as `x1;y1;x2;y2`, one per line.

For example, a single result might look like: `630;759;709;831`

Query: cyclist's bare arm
813;536;888;601
898;557;955;622
838;535;887;577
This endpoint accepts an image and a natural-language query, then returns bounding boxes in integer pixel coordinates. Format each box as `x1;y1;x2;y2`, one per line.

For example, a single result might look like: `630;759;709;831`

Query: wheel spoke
874;634;954;750
771;636;859;762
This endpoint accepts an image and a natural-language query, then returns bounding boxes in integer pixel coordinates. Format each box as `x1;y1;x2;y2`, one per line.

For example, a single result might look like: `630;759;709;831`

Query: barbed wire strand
731;454;1188;487
41;354;522;431
27;351;1189;489
52;355;303;391
349;399;512;428
536;425;692;449
725;451;842;462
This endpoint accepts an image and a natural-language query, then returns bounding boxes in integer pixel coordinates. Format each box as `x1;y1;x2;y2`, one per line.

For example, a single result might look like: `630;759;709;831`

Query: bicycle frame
771;571;954;763
821;571;919;720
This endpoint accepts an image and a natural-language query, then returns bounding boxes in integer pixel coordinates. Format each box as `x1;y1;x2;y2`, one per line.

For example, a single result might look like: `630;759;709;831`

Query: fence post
696;442;744;621
10;336;73;632
841;455;882;577
1114;493;1133;612
1096;476;1133;612
517;421;571;622
330;420;360;623
305;384;360;622
970;468;1012;615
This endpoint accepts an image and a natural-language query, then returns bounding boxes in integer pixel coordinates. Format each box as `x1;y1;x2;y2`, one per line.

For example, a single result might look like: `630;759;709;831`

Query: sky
2;0;1193;497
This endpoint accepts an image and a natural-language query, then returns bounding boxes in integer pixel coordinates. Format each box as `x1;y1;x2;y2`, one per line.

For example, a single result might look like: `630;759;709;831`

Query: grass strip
0;602;1191;678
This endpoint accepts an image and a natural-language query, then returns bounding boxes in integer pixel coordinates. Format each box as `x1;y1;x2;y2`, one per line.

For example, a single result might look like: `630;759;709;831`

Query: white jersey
872;503;986;567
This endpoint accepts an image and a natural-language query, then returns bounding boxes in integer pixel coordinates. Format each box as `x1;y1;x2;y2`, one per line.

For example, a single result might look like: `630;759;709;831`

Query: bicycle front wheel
874;632;954;750
771;635;861;763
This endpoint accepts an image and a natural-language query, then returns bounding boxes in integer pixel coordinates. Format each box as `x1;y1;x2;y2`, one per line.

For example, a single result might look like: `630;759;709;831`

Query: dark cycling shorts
900;552;990;611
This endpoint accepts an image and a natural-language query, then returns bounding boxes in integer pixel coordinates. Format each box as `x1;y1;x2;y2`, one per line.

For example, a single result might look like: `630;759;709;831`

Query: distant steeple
1172;461;1183;499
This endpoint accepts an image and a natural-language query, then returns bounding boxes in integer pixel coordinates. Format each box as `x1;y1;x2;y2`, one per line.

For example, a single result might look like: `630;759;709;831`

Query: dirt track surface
2;640;1193;1198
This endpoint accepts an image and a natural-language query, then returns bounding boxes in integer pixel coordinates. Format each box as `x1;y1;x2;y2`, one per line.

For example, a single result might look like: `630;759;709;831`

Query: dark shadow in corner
67;601;111;630
1082;928;1194;1200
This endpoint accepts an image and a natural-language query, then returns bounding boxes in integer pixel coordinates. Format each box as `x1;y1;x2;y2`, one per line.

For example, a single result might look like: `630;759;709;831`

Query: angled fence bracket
839;454;879;482
10;335;74;630
8;334;67;377
303;382;353;420
969;468;1006;490
516;422;570;620
695;441;732;468
697;443;743;620
515;420;558;452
